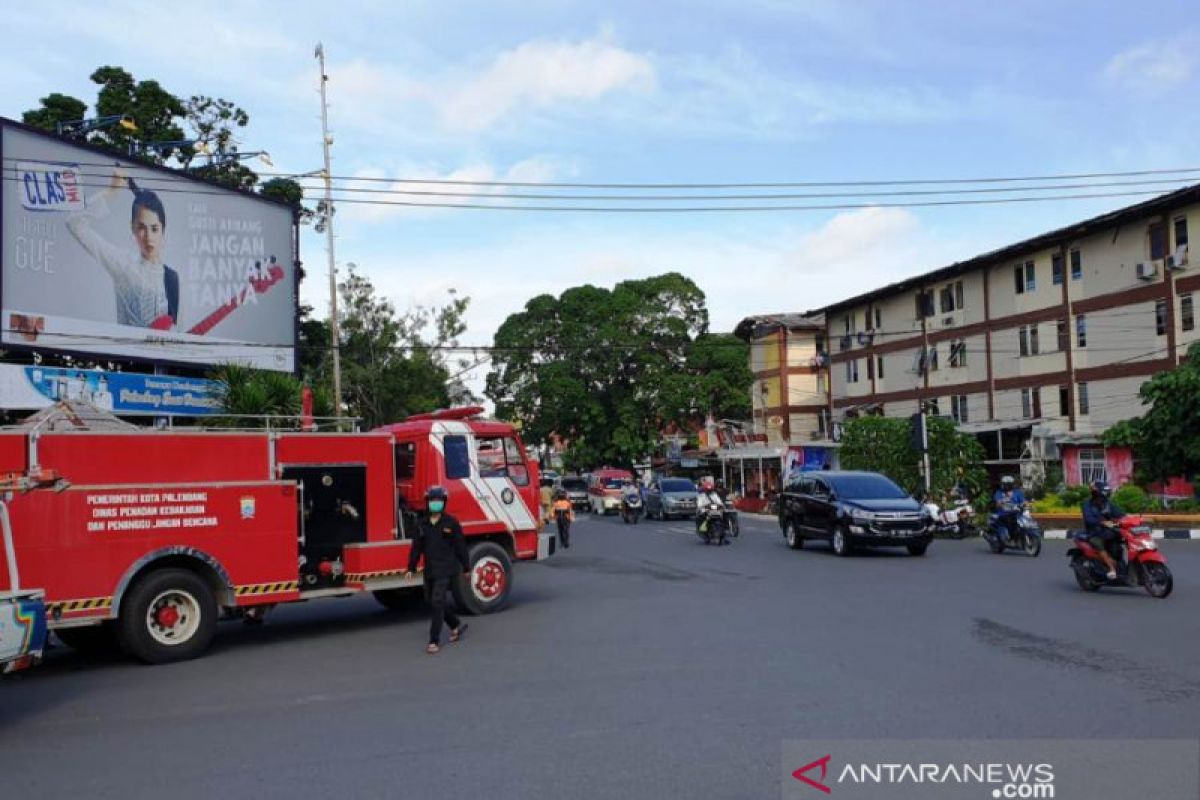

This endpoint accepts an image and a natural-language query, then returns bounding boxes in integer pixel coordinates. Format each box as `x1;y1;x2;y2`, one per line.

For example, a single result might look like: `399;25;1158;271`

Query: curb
1042;529;1200;540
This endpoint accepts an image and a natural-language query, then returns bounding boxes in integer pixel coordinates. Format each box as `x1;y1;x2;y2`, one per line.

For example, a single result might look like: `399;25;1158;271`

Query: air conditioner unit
1168;244;1189;271
857;331;875;346
1135;261;1158;281
943;316;955;327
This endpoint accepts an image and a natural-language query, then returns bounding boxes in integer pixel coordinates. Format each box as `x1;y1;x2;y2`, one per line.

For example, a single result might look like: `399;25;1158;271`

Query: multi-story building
818;185;1198;487
728;313;837;500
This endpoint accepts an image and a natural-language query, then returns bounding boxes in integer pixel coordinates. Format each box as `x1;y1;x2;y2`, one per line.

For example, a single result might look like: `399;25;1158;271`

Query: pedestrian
552;489;574;548
403;485;470;655
539;480;555;524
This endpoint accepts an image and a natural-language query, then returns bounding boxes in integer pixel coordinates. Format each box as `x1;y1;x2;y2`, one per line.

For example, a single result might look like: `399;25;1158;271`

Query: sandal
449;624;469;643
425;643;440;655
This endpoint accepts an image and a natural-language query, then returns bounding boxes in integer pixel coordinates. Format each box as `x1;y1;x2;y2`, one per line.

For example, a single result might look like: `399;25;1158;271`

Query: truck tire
56;622;120;655
373;587;424;611
452;542;513;615
117;569;218;665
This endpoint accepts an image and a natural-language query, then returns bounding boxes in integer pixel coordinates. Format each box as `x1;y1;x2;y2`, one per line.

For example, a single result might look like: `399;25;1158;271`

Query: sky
2;0;1199;394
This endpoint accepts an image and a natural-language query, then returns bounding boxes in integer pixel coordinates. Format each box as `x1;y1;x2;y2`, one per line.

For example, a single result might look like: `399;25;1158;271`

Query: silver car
645;478;699;520
554;476;590;510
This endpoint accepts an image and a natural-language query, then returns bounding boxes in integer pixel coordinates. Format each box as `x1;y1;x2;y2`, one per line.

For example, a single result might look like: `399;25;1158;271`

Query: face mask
429;500;445;513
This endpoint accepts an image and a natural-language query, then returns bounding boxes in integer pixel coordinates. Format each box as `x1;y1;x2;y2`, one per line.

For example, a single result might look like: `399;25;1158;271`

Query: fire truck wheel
56;622;120;655
373;588;424;611
118;569;218;664
453;542;513;615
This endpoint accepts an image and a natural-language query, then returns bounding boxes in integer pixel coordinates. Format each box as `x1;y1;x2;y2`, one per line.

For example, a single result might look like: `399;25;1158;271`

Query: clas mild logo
17;161;85;212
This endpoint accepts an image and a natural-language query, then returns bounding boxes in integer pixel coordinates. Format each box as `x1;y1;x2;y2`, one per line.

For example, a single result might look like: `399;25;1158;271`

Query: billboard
0;364;222;415
0;120;296;371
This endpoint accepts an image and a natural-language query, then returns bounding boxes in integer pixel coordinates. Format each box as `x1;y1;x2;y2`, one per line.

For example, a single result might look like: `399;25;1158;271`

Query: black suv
778;471;930;556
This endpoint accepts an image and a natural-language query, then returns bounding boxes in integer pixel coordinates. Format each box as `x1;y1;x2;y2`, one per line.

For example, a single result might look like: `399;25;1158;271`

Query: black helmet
1091;480;1112;500
425;485;448;501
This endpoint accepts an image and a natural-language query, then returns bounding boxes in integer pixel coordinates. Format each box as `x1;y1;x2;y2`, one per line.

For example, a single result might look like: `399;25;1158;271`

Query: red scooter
1067;515;1173;598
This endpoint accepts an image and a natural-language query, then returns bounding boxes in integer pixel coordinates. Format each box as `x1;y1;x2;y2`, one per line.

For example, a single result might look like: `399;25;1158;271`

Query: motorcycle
922;496;976;539
1068;515;1173;598
724;498;740;538
696;499;729;545
983;503;1042;556
620;494;643;525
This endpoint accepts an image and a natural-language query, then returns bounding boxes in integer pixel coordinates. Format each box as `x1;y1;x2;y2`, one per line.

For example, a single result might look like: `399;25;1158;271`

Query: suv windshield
828;474;909;499
661;479;696;493
603;477;629;489
560;479;586;491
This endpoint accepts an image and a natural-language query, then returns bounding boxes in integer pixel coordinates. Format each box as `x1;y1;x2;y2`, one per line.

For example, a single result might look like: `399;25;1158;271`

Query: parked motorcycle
1068;515;1172;598
621;494;643;525
922;496;976;539
983;502;1042;556
696;499;729;545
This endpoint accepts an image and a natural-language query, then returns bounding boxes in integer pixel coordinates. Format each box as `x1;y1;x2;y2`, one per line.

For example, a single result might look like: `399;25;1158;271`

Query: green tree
1108;342;1200;482
486;273;752;469
335;265;472;428
838;414;987;499
21;66;272;192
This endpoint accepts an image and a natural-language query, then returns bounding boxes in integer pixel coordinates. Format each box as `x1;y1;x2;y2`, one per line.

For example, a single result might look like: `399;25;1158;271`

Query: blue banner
17;366;221;415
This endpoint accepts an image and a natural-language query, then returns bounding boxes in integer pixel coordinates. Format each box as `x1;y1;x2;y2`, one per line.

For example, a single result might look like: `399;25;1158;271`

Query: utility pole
920;403;932;495
315;42;343;425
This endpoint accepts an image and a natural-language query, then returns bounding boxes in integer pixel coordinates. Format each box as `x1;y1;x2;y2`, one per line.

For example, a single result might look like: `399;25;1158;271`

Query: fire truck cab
0;405;553;665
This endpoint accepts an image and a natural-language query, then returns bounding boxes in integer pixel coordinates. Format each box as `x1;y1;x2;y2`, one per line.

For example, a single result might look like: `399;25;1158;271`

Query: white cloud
314;33;655;136
1104;38;1199;92
334;155;578;224
440;35;657;132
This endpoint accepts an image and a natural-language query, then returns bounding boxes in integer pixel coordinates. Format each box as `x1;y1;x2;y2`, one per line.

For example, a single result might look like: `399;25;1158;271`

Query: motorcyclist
992;476;1026;542
696;477;728;544
1082;480;1123;581
620;479;641;508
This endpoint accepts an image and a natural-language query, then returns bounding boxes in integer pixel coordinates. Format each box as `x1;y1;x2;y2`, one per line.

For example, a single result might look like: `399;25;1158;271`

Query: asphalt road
3;512;1199;799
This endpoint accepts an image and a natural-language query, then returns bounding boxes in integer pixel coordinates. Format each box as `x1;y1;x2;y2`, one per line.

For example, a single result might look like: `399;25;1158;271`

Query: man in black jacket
404;485;471;654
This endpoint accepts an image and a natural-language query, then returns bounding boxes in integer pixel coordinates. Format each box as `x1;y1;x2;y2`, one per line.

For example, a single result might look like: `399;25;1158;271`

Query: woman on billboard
65;168;179;330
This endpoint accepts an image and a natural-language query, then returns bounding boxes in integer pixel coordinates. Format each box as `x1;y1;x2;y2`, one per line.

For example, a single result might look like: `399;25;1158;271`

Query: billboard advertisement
0;120;296;371
0;364;221;415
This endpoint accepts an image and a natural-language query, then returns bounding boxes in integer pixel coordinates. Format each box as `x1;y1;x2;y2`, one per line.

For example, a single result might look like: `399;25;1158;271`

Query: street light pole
315;42;343;423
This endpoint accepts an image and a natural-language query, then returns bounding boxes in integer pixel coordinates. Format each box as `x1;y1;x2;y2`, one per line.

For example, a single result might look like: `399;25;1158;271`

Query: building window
818;408;830;436
1070;249;1082;280
926;398;941;417
949;340;966;368
876;355;885;379
1077;382;1090;415
915;291;934;319
1052;252;1064;285
867;356;874;381
927;345;939;371
1014;260;1036;293
846;359;859;384
1056;319;1069;351
955;281;964;310
940;286;954;314
1059;385;1069;417
1156;300;1168;336
951;395;969;423
1021;387;1041;420
1183;294;1195;332
1076;314;1087;348
1150;222;1168;261
874;308;882;329
1079;448;1107;485
1176;216;1190;248
1019;325;1039;356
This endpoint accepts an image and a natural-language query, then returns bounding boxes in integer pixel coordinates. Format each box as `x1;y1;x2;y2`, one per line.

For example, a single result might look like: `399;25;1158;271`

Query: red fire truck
0;406;554;664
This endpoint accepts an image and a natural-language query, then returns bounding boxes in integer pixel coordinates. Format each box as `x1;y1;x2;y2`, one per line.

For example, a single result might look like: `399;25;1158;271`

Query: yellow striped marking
234;581;300;596
47;597;113;615
344;569;408;582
